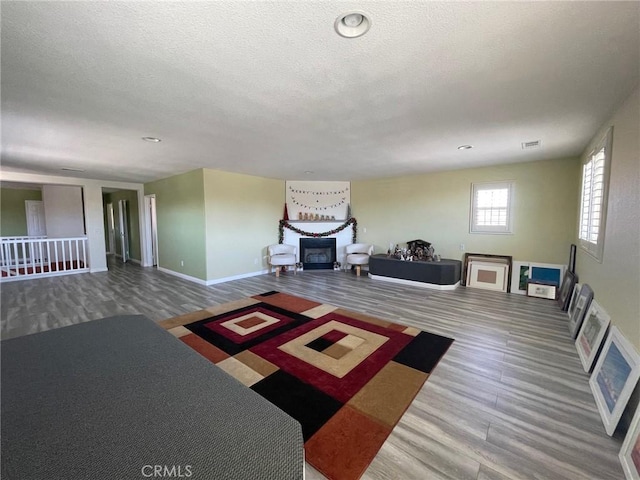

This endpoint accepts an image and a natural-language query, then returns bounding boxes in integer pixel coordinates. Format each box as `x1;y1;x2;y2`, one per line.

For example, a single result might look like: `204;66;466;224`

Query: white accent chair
268;244;297;277
345;243;374;276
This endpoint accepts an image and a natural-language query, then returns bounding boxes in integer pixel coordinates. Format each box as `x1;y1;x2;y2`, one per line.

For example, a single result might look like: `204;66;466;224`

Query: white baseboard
157;267;208;285
90;267;109;273
156;267;269;286
205;269;269;286
368;273;460;291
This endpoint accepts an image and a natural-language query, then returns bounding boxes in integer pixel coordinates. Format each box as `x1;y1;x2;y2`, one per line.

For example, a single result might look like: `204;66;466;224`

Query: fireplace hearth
300;238;336;270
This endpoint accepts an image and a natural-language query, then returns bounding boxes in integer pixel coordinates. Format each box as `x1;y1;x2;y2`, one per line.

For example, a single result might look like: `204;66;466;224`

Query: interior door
25;200;46;237
118;200;129;263
106;203;116;254
148;195;158;266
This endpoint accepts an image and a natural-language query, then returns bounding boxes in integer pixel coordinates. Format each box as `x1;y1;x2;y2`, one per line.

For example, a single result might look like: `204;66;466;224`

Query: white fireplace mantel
282;222;354;266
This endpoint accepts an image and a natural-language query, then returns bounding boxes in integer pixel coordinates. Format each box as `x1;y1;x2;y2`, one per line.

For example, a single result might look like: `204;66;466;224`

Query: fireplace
300;238;336;270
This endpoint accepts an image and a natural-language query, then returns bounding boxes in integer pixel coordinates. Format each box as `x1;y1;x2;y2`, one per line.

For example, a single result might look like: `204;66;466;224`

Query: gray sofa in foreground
1;315;304;480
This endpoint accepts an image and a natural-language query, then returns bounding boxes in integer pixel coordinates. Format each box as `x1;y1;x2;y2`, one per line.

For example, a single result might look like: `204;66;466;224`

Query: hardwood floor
0;257;626;479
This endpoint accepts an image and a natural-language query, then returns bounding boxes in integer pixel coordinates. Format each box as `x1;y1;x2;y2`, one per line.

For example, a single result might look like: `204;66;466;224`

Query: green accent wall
351;157;581;265
145;170;207;280
203;169;283;280
102;190;141;261
0;188;43;236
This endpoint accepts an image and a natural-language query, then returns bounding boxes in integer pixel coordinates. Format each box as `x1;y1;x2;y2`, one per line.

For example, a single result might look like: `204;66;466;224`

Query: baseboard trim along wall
156;267;290;286
205;269;269;286
157;266;208;285
368;273;460;291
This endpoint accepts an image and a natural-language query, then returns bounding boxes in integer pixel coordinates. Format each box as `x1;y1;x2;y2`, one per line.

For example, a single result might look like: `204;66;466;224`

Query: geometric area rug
159;291;454;480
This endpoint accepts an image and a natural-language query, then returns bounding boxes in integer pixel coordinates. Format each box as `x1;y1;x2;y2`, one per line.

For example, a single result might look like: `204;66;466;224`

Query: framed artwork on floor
510;261;530;294
568;284;594;339
567;283;582;318
575;300;610;372
526;281;557;300
467;261;509;292
620;404;640;480
568;243;577;274
510;261;565;295
589;327;640;436
530;263;565;287
557;270;578;311
462;253;512;291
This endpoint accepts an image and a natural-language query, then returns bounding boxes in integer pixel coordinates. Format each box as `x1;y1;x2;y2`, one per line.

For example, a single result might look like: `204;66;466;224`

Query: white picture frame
620;404;640;480
526;281;557;300
589;327;640;436
528;262;566;288
467;261;509;292
575;300;611;372
509;261;566;295
510;261;530;295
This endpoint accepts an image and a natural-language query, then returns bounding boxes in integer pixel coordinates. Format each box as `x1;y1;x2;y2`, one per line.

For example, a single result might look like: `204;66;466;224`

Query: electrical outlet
180;260;184;267
363;227;367;233
459;244;465;251
254;258;258;265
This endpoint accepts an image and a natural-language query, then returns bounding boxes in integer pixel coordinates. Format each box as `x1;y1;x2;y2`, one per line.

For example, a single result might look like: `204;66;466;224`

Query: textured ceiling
1;1;639;183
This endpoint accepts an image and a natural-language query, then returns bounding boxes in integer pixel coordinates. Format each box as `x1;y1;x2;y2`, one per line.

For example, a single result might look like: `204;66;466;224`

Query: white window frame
578;127;613;262
470;181;514;234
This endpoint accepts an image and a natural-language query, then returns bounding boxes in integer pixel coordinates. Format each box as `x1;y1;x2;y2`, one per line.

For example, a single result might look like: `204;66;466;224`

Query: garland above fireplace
278;218;357;244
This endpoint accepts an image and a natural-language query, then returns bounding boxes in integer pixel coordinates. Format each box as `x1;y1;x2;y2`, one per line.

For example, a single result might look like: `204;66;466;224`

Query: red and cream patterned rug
160;291;453;480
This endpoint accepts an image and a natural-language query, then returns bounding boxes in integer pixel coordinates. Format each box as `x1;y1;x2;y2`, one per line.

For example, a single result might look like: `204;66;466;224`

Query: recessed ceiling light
61;167;85;172
335;11;371;38
142;137;161;143
304;171;314;174
457;145;473;150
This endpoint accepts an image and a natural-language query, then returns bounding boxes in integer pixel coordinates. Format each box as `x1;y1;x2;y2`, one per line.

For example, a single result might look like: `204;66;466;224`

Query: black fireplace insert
300;238;336;270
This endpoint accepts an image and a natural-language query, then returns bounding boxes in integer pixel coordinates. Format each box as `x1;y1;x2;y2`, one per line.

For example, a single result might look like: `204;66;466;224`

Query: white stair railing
0;236;89;281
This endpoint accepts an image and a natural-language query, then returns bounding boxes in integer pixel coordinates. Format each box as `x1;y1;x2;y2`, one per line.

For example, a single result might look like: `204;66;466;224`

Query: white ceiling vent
521;140;541;150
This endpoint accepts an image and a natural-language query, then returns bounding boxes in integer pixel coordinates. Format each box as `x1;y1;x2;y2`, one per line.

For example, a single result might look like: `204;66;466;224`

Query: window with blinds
578;127;612;261
470;181;514;234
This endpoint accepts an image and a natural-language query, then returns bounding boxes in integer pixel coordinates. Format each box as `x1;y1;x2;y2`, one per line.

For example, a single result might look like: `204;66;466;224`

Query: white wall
42;185;85;237
286;181;351;220
575;85;640;350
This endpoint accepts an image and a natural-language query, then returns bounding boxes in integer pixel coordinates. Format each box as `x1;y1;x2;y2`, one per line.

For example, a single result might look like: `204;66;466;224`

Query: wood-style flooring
0;257;626;479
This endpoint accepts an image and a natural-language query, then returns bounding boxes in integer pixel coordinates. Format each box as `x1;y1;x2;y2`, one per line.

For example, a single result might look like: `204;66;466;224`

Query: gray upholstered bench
368;254;461;290
1;315;304;480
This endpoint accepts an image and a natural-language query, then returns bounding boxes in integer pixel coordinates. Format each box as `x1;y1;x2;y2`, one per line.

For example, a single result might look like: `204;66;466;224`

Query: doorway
118;199;129;263
106;203;115;254
25;200;46;237
102;188;140;265
144;194;158;267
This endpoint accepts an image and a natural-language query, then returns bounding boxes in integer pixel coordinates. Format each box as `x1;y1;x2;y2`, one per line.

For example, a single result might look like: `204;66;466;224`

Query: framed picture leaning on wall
589;327;640;436
526;281;557;300
567;283;582;318
575;300;610;373
568;284;594;338
558;270;578;311
620;404;640;480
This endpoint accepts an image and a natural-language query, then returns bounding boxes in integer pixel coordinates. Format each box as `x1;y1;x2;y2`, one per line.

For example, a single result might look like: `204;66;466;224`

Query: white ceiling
1;1;638;184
